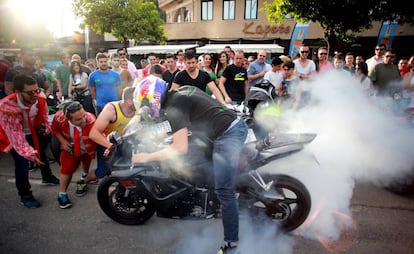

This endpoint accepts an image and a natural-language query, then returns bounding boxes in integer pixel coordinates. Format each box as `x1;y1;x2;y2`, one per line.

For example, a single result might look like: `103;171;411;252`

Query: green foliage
73;0;167;45
262;0;414;49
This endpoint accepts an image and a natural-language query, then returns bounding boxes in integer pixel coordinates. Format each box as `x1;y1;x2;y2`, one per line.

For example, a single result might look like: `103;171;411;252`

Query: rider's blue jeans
95;144;109;178
213;118;248;243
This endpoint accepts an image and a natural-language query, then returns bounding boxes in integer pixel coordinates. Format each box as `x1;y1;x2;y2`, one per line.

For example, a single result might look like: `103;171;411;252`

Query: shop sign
242;22;291;37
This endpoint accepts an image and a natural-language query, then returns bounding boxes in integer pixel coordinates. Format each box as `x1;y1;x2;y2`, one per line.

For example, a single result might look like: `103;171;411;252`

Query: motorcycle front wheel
245;174;311;232
97;176;156;225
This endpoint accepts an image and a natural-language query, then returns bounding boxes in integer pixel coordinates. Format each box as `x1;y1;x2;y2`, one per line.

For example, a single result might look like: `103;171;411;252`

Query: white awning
126;44;199;55
196;44;284;54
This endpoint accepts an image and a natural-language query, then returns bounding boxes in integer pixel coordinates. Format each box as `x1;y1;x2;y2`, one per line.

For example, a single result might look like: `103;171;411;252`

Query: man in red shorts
51;101;96;209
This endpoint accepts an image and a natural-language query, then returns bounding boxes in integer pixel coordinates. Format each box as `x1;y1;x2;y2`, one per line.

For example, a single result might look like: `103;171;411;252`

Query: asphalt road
1;152;414;254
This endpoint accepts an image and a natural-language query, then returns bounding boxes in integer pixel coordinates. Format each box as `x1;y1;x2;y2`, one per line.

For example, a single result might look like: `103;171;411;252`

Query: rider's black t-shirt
173;69;212;92
166;86;236;140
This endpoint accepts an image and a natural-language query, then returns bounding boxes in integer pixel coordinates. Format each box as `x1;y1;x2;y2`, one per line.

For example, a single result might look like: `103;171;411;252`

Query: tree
262;0;414;52
73;0;168;48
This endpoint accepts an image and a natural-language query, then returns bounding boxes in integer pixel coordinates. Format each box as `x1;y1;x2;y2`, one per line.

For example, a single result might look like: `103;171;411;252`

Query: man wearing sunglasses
293;45;316;80
366;43;386;72
368;49;401;96
116;47;138;80
315;47;332;73
0;74;60;208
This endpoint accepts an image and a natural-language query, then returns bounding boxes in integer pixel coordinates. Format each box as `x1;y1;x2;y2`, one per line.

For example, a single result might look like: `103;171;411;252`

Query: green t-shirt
41;68;56;94
55;65;70;96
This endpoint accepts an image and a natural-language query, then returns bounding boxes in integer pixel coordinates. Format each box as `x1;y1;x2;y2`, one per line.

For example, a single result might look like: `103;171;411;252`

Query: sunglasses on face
319;52;327;55
301;51;309;54
21;88;41;96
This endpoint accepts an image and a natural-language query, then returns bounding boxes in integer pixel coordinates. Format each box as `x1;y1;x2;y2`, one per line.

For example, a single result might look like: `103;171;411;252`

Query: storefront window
245;0;257;20
201;0;213;21
223;0;235;20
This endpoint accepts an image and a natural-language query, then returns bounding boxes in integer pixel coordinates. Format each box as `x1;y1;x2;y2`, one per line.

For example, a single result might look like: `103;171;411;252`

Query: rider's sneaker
76;180;87;197
20;194;41;208
41;175;60;186
57;193;72;209
217;242;238;254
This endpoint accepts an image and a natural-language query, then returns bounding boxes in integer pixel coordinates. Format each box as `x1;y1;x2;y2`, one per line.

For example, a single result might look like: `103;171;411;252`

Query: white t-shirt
366;56;384;73
264;71;284;89
69;72;88;87
293;59;316;76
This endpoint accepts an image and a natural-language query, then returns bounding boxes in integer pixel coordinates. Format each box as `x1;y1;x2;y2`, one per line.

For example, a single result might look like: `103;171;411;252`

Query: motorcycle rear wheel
97;177;156;225
246;174;311;232
385;178;414;196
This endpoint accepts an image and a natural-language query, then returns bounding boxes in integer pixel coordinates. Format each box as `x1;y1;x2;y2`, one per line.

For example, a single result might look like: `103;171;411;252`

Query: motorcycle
96;105;315;232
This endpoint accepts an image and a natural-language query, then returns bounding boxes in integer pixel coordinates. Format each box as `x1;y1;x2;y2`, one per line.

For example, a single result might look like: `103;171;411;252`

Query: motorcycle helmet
133;75;167;119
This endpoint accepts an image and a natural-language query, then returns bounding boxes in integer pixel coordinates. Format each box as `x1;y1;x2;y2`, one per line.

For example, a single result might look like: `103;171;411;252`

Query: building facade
158;0;414;58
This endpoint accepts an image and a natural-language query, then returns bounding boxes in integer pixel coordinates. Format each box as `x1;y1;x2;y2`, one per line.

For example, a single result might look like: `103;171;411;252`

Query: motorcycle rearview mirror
108;131;123;145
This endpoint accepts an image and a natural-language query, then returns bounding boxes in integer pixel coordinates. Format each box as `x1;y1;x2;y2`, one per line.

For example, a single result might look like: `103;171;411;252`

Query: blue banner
288;22;310;57
377;21;398;49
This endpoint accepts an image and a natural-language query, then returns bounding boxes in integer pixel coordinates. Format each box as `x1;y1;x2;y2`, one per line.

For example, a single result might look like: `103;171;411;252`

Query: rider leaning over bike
131;78;248;253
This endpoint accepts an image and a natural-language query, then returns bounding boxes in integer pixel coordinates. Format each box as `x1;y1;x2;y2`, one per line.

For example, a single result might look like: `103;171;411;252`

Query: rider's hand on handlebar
224;96;232;104
103;144;115;157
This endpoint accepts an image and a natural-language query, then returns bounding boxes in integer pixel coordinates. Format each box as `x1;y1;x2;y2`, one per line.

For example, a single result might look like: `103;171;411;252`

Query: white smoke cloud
256;70;414;250
144;71;413;253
